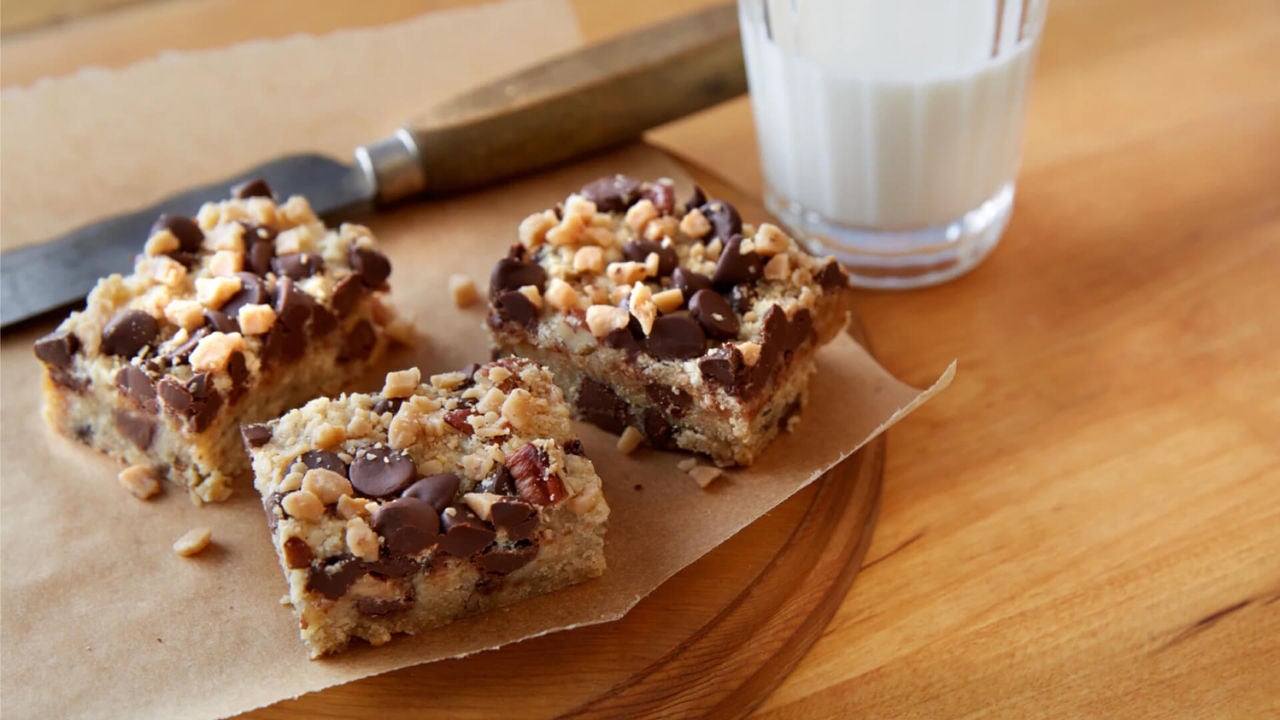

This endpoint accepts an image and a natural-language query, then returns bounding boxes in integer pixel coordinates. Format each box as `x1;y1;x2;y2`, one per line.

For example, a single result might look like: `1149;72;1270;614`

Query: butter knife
0;3;744;329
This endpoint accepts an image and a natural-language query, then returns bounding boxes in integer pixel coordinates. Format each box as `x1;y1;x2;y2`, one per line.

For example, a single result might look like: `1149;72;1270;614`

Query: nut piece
628;282;657;336
563;194;597;219
145;230;180;256
573;246;605;274
236;303;277;335
676;458;698;472
763;253;791;281
680;209;712;238
688;465;722;489
281;490;325;522
501;387;536;430
336;494;370;520
345;517;380;562
118;464;162;500
546;213;586;246
189;331;247;373
518;210;558;248
208;249;242;276
652;288;684;314
544;278;580;311
625;199;659;231
462;492;505;522
606;261;650;286
387;412;420;450
753;223;790;255
616;426;645;454
449;274;479;308
195;276;242;310
737;341;762;367
164;300;205;331
173;527;213;557
644;216;679;242
302;468;353;505
586;304;631;338
518;284;544;309
382;367;422;399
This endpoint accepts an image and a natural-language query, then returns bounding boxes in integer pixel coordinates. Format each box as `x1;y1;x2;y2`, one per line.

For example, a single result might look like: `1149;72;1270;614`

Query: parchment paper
0;3;953;718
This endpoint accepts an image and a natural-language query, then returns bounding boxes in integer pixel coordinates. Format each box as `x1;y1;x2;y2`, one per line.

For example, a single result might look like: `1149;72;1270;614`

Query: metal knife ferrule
355;128;428;206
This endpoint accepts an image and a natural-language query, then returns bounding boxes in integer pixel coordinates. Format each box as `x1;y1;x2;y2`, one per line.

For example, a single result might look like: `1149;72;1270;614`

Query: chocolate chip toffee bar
486;176;855;467
33;180;406;503
244;358;609;657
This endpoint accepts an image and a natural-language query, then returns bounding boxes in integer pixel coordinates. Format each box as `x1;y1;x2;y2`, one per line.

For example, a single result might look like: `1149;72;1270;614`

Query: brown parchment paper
0;3;953;718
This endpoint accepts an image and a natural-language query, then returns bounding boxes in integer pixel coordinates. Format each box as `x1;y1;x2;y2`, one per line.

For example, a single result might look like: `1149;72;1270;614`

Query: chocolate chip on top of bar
486;175;854;467
246;358;609;657
32;179;405;502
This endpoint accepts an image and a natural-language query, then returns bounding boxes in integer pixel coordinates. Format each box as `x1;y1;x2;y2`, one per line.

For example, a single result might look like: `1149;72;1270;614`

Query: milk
740;0;1041;231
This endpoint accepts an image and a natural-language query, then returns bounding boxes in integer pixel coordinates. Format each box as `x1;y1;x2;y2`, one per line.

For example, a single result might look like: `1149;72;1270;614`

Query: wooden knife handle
357;3;745;203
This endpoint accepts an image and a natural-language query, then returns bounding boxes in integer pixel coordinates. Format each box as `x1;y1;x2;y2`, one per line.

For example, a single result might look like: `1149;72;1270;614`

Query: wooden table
4;0;1278;716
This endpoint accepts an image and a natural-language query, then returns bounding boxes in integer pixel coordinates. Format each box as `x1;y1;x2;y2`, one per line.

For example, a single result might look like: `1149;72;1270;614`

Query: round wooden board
245;161;884;720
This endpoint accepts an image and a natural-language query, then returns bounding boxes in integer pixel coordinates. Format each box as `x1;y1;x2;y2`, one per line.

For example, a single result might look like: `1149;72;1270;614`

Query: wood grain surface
4;0;1279;717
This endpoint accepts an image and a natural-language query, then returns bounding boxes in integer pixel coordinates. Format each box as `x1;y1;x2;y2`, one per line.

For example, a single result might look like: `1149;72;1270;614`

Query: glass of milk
739;0;1049;288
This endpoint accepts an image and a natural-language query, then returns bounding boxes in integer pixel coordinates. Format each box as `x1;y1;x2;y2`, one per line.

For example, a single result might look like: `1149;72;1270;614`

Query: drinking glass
739;0;1050;288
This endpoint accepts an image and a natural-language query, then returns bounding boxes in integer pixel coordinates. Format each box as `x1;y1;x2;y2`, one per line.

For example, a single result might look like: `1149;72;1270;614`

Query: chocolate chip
189;383;223;433
112;408;154;449
576;378;629;434
203;310;239;334
220;272;269;317
226;351;249;402
642;180;676;215
622;240;677;276
349;445;417;498
331;275;364;317
712;235;763;288
443;409;474;435
579;174;641;213
150;214;203;252
683;185;707;214
271;252;324;280
232;178;275;200
645;384;692;418
698;200;742;241
642;408;678;450
358;595;414;616
272;277;310;331
101;310;159;358
490;498;535;530
673;268;712;299
493;291;539;329
157;376;193;414
367;556;418;577
506;443;567;505
644;312;707;360
755;305;789;379
349;246;391;288
34;329;79;369
786;308;814;353
438;506;496;557
311;305;338;337
262;325;305;363
245;237;275;276
241;423;272;448
564;439;585;456
818;259;850;290
699;345;746;390
165;327;208;364
282;537;313;569
689;289;740;340
477;546;537;574
603;327;642;356
307;558;365;600
401;473;460;512
300;450;347;476
115;365;157;413
372;497;440;556
489;258;547;298
371;397;402;416
337;319;376;362
476;466;514;496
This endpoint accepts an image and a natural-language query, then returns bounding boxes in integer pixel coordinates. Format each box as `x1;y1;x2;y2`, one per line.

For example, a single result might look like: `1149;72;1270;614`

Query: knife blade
1;3;745;329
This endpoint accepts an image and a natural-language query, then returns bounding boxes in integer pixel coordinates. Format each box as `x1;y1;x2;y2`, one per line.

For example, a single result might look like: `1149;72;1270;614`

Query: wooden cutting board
241;163;885;720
